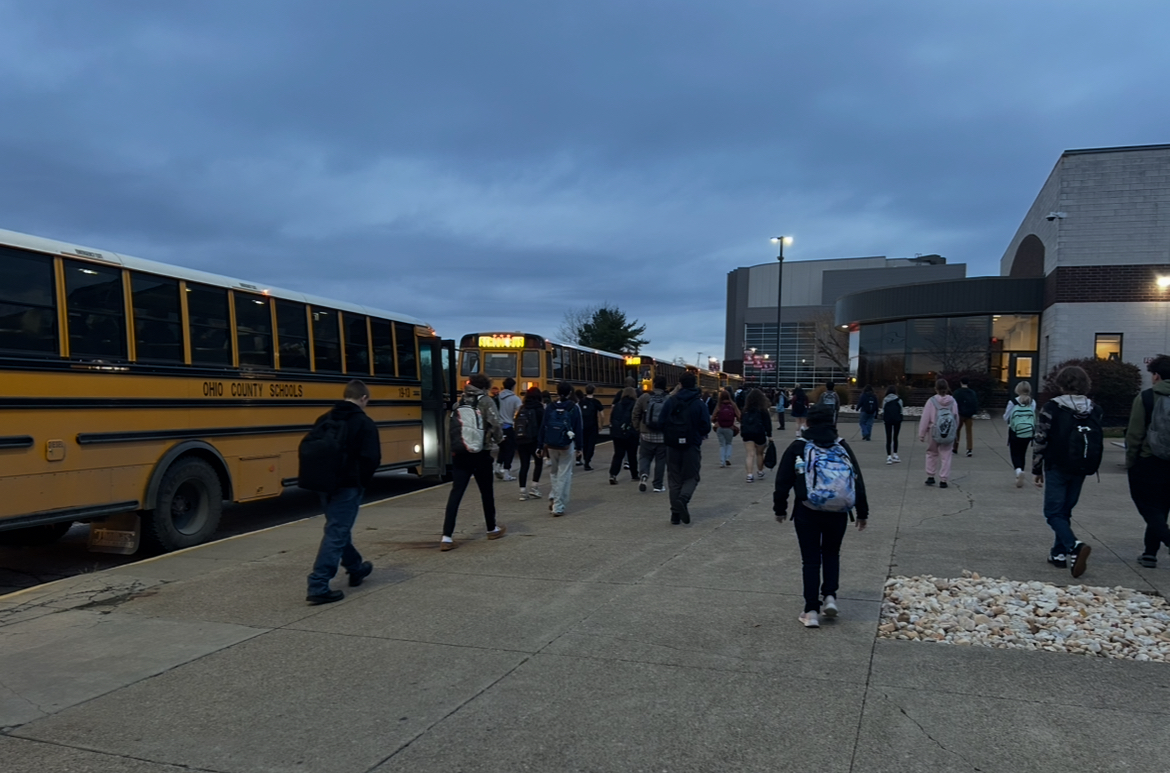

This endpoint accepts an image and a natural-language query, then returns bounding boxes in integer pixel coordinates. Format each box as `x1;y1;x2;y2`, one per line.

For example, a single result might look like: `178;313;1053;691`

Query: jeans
497;427;516;472
1128;455;1170;556
884;422;901;455
582;428;599;466
546;447;575;513
1042;465;1085;557
609;436;640;479
638;438;667;489
953;416;974;453
667;444;702;521
308;487;365;595
517;442;542;488
443;451;497;537
715;426;735;464
793;506;849;613
1007;430;1032;471
859;411;875;440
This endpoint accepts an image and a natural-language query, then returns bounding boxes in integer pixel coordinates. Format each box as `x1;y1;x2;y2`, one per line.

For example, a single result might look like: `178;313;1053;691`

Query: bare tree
922;321;989;373
556;305;598;344
810;310;850;372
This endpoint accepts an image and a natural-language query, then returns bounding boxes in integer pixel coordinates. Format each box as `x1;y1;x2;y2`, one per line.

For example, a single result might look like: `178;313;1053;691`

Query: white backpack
449;395;486;453
930;396;957;444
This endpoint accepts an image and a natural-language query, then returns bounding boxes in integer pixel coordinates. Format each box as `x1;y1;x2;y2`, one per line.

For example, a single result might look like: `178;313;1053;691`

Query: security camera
1046;212;1067;221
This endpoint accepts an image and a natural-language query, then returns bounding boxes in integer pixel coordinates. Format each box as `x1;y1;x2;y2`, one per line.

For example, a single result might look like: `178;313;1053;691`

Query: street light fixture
771;236;792;394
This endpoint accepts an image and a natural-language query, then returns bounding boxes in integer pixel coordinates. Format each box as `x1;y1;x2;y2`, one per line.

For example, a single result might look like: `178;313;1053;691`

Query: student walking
540;381;584;516
1124;355;1170;568
881;386;903;464
790;385;809;435
1032;366;1101;577
1003;381;1037;488
952;377;980;457
740;388;774;483
514;387;545;501
442;374;506;551
711;388;741;468
633;375;670;492
773;404;869;628
775;387;787;431
918;378;958;488
608;387;641;484
663;372;710;524
818;381;841;426
856;384;878;441
578;385;604;471
301;380;382;604
495;378;522;482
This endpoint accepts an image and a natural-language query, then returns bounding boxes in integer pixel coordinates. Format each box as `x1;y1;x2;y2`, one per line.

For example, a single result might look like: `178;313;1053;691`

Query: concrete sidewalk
2;419;1168;773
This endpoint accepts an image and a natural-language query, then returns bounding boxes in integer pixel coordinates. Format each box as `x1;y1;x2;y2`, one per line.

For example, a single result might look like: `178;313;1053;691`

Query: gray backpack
1142;390;1170;460
930;396;957;444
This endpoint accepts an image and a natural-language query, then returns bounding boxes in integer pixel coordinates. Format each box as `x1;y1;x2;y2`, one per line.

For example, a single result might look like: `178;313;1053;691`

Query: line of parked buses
0;228;742;555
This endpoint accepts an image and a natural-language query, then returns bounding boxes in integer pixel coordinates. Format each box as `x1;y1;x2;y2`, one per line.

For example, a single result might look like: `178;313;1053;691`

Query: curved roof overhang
834;277;1045;328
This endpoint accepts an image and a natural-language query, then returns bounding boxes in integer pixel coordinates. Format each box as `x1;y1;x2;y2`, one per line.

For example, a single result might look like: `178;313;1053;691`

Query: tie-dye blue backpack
802;439;857;513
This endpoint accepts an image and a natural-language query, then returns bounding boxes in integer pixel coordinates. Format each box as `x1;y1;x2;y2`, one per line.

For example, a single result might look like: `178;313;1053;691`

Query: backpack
741;409;765;437
449;394;486;453
734;390;746;409
644;392;669;432
297;411;349;493
579;398;600;428
858;393;878;415
1142;389;1170;460
514;405;540;443
882;397;903;424
818;390;839;411
610;400;636;439
715;402;737;428
955;388;979;418
543;402;576;449
930;396;957;444
1056;405;1104;476
1008;400;1036;439
802;439;857;513
663;396;695;445
792;392;808;411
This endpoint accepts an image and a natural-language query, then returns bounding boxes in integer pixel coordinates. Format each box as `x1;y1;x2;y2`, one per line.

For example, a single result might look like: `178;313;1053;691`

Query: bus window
460;349;480;376
483;352;516;378
234;293;273;369
371;318;394;376
521;350;540;378
276;300;310;370
131;273;183;363
0;247;57;355
187;284;231;367
312;308;342;372
552;346;563;379
394;322;417;380
64;259;127;360
345;314;370;375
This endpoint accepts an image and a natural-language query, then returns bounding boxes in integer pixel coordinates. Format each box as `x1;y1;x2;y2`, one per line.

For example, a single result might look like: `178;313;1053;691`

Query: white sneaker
892;454;901;463
799;611;820;628
528;486;541;498
518;489;528;501
886;455;893;465
756;469;766;480
1015;469;1024;488
822;595;839;618
746;474;754;483
502;473;516;482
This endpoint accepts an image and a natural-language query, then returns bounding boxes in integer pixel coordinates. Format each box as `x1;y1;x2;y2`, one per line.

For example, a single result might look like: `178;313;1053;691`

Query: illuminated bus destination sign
478;335;526;349
624;356;642;365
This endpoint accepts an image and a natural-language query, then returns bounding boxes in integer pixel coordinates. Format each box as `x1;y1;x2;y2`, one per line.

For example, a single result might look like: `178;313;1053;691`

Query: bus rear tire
142;458;223;552
0;521;73;547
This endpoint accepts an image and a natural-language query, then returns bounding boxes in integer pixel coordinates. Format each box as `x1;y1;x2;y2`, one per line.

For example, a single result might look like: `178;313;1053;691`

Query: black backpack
858;393;878;414
610;400;636;439
644;392;669;432
882;397;903;424
1056;405;1104;476
663;396;695;445
297;411;349;493
741;409;764;437
579;398;600;428
514;405;540;443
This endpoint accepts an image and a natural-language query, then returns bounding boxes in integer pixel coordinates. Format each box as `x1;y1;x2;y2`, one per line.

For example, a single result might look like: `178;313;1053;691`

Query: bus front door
419;338;454;480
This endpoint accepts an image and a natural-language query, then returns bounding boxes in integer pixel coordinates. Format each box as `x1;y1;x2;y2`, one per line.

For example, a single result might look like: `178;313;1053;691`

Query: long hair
935;378;950;396
745;388;771;413
717;388;733;404
1014;380;1033;406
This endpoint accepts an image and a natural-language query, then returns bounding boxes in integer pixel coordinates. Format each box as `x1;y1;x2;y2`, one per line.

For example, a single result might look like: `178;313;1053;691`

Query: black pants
497;427;516;471
583;428;600;466
517;442;542;488
884;421;901;455
609;436;640;479
666;444;702;521
1128;455;1170;557
443;451;496;537
1007;430;1032;471
792;505;849;613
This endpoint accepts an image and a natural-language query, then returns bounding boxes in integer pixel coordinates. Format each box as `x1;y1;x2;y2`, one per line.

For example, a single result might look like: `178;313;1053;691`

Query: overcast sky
2;2;1167;365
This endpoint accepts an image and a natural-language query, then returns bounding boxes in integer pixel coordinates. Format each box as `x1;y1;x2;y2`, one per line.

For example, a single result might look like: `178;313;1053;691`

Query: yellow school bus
623;354;685;394
0;228;455;552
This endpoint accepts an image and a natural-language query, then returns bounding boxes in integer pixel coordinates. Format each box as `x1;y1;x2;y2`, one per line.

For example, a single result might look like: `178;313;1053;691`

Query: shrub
1039;357;1142;421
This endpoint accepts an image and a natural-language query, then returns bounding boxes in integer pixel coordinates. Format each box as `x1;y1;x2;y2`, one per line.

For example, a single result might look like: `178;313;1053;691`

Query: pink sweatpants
925;440;953;481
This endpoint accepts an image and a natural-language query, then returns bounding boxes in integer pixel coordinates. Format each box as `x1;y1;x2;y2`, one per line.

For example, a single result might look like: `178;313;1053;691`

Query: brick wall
1044;264;1170;307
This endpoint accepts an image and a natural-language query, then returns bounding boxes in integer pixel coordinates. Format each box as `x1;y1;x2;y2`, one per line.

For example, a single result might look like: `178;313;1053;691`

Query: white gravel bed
880;572;1170;662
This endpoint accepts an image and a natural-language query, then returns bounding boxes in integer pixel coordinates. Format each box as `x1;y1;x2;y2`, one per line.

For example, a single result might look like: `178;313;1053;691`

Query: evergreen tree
578;304;649;354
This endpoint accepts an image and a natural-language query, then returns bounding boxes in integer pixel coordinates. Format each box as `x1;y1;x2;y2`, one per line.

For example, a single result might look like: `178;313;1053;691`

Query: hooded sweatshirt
881;393;903;423
773;423;869;520
497;388;522;428
1031;394;1101;475
319;400;382;488
1125;378;1170;467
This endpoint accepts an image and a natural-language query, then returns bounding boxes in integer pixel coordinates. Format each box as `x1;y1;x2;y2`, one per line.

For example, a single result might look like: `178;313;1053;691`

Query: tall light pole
771;236;792;394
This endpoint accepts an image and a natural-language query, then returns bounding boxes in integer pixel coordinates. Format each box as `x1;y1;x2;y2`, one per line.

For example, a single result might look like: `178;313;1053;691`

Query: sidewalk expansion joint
875;690;985;772
1;733;231;773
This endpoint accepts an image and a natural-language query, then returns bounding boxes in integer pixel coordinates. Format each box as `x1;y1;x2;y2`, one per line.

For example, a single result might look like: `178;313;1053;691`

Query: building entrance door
1007;352;1038;399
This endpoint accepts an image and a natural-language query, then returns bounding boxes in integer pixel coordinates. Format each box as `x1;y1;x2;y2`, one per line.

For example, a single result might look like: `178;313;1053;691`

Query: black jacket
662;387;711;446
953;387;979;418
773;424;869;520
515;397;545;445
323;400;382;488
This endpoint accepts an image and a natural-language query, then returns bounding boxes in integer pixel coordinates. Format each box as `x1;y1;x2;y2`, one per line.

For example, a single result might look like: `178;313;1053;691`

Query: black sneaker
347;561;373;587
939;481;948;489
609;476;618;485
966;450;973;458
639;475;648;492
1138;553;1158;568
1047;554;1068;568
680;508;691;525
1070;541;1091;578
306;589;344;605
925;477;936;486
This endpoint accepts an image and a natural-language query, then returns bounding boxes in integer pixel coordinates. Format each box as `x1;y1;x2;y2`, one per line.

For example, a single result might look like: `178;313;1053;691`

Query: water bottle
795;455;805;475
